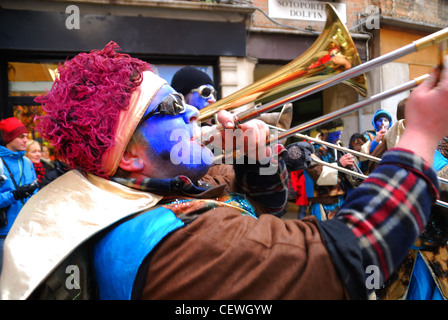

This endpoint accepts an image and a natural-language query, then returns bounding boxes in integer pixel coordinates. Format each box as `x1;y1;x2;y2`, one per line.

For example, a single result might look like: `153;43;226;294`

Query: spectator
0;118;38;273
40;144;54;172
25;140;45;184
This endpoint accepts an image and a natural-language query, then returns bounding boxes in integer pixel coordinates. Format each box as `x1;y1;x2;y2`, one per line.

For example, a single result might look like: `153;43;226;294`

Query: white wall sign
268;0;347;23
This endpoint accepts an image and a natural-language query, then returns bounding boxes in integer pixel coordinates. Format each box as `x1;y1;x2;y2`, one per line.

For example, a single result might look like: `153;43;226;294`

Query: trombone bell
199;3;368;122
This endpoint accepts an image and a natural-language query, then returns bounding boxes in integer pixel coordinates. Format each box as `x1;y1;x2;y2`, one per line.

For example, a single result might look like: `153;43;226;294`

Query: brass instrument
262;75;448;209
197;3;448;207
213;73;448;208
311;157;448;209
199;3;368;122
266;124;381;163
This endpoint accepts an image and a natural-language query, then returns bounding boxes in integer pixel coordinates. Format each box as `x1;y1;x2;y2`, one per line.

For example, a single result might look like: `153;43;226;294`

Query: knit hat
171;66;214;96
0;117;28;144
372;109;392;131
35;42;166;177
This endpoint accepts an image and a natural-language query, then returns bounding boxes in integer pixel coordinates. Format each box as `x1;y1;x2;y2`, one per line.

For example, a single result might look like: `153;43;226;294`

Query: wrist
396;129;438;166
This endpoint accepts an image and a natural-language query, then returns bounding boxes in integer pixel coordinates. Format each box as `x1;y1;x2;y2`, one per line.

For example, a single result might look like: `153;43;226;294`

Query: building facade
1;0;447;144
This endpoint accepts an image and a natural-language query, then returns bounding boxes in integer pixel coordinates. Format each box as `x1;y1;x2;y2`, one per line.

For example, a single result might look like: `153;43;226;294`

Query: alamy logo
365;265;380;290
365;5;380;30
65;5;80;30
65;265;81;290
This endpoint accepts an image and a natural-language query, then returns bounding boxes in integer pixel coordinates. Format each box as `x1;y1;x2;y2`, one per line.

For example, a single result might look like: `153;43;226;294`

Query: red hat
0;117;28;144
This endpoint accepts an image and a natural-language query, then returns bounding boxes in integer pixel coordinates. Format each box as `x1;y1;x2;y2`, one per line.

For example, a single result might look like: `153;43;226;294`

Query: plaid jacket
319;148;439;298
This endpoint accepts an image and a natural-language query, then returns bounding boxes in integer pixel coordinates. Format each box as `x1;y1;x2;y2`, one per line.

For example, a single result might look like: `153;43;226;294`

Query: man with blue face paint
361;109;393;155
305;119;357;220
171;66;217;111
2;42;447;302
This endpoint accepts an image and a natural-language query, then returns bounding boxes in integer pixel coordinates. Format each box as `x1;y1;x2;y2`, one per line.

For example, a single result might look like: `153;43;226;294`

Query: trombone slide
312;153;448;209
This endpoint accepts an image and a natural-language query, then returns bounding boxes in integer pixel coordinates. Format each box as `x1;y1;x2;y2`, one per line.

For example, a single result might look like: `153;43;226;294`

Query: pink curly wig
35;42;151;177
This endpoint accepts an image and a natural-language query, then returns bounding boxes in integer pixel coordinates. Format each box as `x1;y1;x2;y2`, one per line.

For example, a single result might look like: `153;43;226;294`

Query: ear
117;145;145;172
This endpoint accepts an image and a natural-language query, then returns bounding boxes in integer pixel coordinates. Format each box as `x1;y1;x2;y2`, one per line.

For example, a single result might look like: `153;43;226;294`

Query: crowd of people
0;121;71;264
286;99;448;299
289;106;401;221
0;42;447;300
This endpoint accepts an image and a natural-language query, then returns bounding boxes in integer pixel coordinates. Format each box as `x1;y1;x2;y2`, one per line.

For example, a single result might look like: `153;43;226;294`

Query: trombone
199;3;367;123
209;74;426;167
266;124;381;163
198;3;448;208
264;73;448;185
199;8;448;131
261;76;448;208
310;158;448;209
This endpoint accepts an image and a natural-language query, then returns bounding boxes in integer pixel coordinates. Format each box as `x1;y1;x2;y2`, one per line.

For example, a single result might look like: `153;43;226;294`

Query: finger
258;123;271;159
243;123;270;160
264;145;272;159
257;122;271;158
217;110;235;129
417;63;445;92
256;124;272;160
434;55;448;87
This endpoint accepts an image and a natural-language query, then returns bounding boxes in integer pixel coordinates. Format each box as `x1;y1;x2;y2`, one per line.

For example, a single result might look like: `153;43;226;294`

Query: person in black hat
171;66;216;111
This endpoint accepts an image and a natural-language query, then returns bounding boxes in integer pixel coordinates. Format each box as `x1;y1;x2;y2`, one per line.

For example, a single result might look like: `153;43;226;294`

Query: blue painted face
139;84;214;179
184;84;216;110
374;117;390;132
326;131;342;144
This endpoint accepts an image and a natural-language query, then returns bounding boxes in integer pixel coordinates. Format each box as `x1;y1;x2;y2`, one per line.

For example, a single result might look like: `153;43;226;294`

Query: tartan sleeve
334;148;439;284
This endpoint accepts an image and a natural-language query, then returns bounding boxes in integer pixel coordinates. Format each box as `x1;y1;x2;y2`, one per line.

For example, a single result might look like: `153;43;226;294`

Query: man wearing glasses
171;65;217;111
0;42;446;301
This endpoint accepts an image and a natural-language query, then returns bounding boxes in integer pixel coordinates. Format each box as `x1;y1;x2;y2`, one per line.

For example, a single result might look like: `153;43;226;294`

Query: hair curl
35;42;151;177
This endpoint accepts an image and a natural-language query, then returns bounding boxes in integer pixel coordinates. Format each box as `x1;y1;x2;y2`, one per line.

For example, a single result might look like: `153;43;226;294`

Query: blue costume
94;207;185;299
405;150;448;300
94;194;258;300
0;146;37;236
363;109;393;154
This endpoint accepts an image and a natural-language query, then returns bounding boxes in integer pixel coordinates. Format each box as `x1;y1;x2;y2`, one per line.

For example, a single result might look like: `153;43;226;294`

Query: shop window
8;61;59;142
